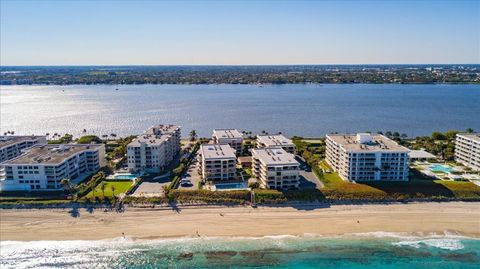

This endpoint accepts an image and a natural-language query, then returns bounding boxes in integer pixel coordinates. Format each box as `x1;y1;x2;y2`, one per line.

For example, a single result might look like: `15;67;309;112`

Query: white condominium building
326;133;409;182
0;135;47;163
212;129;244;154
198;144;236;181
0;144;106;191
251;148;300;190
256;135;295;153
455;133;480;171
127;124;181;173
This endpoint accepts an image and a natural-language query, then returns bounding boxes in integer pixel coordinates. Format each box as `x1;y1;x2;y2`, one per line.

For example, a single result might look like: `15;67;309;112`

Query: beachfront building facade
455;133;480;171
326;133;409;182
212;129;244;154
0;144;106;191
251;147;300;190
127;124;181;173
0;135;47;163
198;144;236;181
256;135;295;153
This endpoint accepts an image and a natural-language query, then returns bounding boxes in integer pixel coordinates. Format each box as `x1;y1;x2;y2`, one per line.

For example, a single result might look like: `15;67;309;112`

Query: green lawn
317;160;480;200
84;181;133;198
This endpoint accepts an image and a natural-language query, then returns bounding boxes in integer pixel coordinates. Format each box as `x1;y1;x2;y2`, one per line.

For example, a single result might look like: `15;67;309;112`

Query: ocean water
1;234;479;269
1;84;479;138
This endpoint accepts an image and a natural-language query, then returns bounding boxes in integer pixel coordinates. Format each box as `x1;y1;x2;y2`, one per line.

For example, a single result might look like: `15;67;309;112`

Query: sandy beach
1;202;479;241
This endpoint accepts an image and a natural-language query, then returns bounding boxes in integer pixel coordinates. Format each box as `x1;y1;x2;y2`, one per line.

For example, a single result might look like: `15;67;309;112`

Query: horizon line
2;63;479;67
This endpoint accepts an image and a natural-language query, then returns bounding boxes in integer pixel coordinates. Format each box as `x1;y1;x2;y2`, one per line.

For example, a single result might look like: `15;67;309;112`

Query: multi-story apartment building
256;135;295;153
127;124;181;173
0;144;105;191
251;147;300;190
455;133;480;171
212;129;244;154
198;144;236;181
326;133;409;182
0;135;47;163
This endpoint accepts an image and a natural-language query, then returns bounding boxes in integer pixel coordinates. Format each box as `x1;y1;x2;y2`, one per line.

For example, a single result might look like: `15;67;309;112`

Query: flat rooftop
257;135;294;147
213;129;243;139
200;144;236;159
144;124;180;135
0;135;45;149
327;134;409;152
4;144;103;165
409;150;436;159
252;148;299;166
457;133;480;143
129;134;170;147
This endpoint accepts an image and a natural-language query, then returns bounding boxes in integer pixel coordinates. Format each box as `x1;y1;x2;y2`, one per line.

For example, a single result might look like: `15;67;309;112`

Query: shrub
169;190;250;204
77;135;103;144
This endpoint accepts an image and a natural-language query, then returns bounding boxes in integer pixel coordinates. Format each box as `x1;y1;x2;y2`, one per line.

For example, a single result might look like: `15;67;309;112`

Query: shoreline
1;202;479;241
2;82;479;86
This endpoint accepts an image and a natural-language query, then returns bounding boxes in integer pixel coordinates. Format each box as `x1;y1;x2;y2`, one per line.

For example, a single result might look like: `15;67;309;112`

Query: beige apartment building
0;135;47;163
326;133;409;181
251;147;300;190
212;129;244;154
256;134;295;153
455;133;480;171
198;144;236;181
127;124;181;173
0;144;106;191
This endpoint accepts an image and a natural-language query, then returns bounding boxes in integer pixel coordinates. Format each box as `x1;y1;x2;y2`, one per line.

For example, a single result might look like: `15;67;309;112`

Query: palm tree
162;184;169;194
466;128;474;133
110;133;117;140
60;178;72;194
110;185;116;198
99;182;107;198
189;130;197;141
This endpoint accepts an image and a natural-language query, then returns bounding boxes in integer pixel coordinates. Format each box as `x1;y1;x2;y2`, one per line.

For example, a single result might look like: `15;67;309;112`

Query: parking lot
178;154;202;190
296;156;324;189
131;173;171;197
131;182;168;197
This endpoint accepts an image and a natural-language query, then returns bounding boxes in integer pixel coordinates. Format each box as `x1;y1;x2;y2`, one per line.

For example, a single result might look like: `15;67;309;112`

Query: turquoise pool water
430;164;453;173
113;174;137;180
215;182;248;190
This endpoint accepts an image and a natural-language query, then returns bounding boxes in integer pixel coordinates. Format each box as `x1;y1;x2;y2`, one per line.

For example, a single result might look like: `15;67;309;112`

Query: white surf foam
392;238;464;250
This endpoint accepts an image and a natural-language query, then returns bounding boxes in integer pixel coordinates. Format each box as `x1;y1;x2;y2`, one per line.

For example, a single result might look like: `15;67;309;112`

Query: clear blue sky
1;0;479;65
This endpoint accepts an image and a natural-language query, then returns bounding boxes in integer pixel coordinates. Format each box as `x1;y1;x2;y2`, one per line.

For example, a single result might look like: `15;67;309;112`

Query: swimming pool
214;182;249;191
429;164;453;173
111;174;138;180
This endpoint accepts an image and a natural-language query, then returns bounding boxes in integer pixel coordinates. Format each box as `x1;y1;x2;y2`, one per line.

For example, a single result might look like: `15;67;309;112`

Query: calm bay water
1;84;479;138
1;234;479;268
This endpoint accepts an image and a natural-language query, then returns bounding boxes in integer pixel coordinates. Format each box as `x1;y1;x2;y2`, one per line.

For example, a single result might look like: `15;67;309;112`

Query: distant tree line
1;65;478;85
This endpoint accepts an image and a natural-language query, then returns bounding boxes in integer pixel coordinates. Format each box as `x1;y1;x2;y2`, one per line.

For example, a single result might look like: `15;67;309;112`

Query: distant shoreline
2;82;480;86
2;64;478;85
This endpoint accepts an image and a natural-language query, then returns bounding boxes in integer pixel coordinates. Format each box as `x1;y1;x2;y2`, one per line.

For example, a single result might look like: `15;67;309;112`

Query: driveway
178;156;202;190
295;155;324;189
